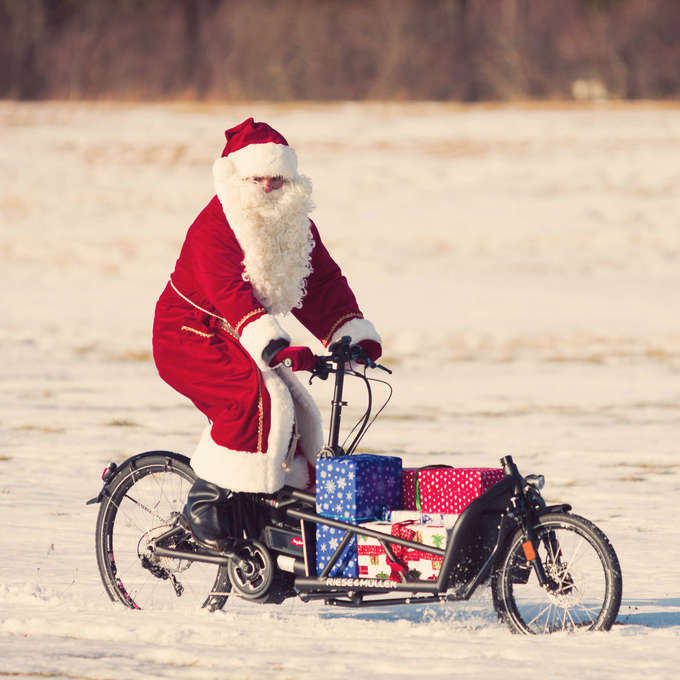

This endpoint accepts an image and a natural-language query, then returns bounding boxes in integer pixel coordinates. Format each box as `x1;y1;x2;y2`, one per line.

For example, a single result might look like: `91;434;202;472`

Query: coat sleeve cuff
240;314;291;370
328;317;381;347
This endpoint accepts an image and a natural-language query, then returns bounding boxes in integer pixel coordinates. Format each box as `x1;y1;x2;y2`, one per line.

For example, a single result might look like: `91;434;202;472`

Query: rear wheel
492;512;622;634
95;452;231;611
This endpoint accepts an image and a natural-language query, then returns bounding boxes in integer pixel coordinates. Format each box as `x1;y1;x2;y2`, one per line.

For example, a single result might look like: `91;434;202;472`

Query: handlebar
304;336;394;456
310;336;391;381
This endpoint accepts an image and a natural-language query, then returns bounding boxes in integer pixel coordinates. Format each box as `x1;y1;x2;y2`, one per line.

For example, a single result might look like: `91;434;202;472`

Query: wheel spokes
509;523;609;634
526;601;553;629
109;471;184;533
103;466;227;610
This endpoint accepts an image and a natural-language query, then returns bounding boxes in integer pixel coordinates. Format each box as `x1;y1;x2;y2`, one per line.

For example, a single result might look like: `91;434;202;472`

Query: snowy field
1;100;679;678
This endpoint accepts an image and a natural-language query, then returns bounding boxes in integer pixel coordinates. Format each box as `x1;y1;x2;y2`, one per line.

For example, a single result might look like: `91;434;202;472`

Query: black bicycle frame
150;338;562;605
286;473;515;598
316;337;354;458
149;458;569;605
327;363;347;455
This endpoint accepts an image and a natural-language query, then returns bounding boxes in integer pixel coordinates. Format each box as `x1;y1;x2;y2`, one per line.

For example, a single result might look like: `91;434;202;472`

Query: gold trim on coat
180;325;215;339
322;312;363;346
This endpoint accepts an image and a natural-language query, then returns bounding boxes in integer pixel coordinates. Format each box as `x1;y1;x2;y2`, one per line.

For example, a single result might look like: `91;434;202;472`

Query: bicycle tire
492;512;622;634
95;451;231;611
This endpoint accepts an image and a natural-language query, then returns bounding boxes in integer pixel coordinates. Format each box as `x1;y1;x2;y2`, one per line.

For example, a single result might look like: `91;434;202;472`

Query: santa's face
248;176;285;193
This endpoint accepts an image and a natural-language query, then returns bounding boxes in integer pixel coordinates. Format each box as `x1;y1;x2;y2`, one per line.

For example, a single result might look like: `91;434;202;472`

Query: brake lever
350;349;392;374
309;357;332;383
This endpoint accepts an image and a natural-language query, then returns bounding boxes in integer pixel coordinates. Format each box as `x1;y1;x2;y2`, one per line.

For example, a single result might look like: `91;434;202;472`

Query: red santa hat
213;117;299;181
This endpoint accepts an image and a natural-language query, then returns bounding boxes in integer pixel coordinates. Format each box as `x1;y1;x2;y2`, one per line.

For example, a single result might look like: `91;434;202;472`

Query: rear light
101;462;118;482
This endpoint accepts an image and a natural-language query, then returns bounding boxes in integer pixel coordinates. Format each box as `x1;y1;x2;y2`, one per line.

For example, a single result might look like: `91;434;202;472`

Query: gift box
452;467;505;512
357;521;393;579
356;520;449;581
402;553;444;581
316;454;402;522
316;454;402;577
391;521;448;581
402;466;454;511
402;468;418;510
402;466;504;513
315;525;358;578
382;509;459;529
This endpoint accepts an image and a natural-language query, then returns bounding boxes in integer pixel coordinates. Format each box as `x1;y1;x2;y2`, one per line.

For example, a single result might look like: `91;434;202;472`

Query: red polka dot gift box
402;466;504;513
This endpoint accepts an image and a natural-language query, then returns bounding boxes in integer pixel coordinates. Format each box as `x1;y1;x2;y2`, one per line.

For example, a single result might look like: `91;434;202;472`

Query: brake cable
342;369;372;454
343;366;393;454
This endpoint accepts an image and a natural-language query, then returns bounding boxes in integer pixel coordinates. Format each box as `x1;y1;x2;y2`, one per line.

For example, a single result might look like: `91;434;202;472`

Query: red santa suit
152;118;380;493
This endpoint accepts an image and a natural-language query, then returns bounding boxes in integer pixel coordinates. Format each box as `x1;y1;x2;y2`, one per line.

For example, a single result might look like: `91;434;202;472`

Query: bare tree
0;0;678;101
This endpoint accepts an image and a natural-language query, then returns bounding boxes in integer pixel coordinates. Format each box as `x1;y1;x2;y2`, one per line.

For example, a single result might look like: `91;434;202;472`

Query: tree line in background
1;0;679;101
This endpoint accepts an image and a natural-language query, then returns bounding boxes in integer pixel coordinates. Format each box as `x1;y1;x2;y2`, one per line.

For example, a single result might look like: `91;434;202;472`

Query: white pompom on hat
212;117;299;184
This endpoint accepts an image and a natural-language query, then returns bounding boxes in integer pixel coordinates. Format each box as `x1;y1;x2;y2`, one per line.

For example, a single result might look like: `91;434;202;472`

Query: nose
262;177;284;193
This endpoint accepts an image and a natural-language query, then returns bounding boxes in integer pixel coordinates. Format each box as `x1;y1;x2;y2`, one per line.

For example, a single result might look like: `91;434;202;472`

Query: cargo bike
88;337;622;634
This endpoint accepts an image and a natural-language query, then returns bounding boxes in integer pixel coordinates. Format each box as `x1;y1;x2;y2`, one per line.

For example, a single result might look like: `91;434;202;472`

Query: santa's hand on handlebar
271;346;316;372
269;336;386;374
353;339;382;364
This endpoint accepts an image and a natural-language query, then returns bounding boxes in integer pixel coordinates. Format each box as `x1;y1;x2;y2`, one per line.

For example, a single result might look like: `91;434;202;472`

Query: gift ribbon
320;512;376;523
391;519;418;557
386;520;418;580
413;465;454;511
386;556;406;582
360;520;447;582
389;521;447;580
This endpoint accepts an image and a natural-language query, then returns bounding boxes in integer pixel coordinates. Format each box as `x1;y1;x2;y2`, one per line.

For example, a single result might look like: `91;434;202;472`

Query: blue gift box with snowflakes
315;454;402;577
315;525;360;578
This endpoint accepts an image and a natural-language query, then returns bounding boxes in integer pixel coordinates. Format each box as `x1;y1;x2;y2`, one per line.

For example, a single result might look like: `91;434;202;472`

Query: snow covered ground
1;100;679;678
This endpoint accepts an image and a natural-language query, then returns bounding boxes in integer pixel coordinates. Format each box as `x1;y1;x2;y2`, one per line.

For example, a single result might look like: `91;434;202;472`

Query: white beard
218;175;315;315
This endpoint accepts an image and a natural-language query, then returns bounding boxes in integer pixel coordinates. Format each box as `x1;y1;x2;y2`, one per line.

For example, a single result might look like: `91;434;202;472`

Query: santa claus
152;118;381;547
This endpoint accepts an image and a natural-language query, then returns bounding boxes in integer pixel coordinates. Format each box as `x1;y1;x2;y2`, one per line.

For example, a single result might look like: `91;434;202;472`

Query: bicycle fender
445;476;516;588
491;504;573;555
538;504;572;515
86;450;191;505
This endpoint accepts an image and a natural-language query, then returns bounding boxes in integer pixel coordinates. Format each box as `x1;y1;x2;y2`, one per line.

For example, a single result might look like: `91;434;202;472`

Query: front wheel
492;512;622;634
95;451;231;611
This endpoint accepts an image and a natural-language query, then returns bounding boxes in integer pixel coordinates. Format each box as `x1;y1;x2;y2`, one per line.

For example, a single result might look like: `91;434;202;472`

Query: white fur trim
213;156;235;188
329;318;382;347
213;143;298;181
284;455;312;490
239;313;291;370
276;367;324;465
190;370;294;493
